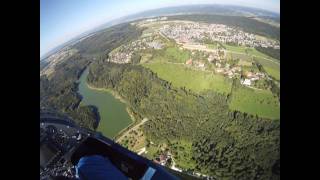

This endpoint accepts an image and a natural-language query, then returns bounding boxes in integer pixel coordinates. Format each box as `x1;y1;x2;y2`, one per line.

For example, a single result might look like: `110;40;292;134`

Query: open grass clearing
254;57;280;80
169;140;197;170
238;59;253;66
229;86;280;120
164;46;191;63
140;53;153;63
143;62;232;95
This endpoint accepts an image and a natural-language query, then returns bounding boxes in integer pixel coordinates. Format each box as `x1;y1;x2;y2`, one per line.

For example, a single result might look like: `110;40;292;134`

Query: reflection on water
78;68;132;138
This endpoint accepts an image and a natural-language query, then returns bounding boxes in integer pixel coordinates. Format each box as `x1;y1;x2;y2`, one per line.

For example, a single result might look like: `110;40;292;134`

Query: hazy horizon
40;0;280;58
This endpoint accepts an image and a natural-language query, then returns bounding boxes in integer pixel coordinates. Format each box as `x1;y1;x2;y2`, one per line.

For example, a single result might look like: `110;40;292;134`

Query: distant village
107;35;163;64
102;18;279;179
107;18;277;90
160;22;279;49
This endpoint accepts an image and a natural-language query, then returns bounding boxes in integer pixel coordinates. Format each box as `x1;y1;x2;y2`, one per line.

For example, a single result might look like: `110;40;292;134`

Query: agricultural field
222;43;275;60
205;41;224;49
227;52;252;61
229;86;280;120
118;127;146;152
221;44;280;80
143;62;233;95
223;43;248;53
238;59;253;66
164;46;191;63
141;28;154;37
140;53;153;63
254;57;280;80
137;28;280;120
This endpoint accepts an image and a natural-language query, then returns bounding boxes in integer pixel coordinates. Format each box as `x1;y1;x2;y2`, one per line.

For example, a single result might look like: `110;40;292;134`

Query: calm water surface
78;68;132;138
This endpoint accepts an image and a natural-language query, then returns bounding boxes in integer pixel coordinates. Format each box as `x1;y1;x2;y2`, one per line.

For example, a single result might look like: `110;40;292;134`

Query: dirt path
137;147;146;155
116;118;149;143
246;85;264;91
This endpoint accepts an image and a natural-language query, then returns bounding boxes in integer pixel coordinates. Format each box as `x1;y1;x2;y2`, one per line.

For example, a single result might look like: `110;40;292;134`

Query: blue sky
40;0;279;57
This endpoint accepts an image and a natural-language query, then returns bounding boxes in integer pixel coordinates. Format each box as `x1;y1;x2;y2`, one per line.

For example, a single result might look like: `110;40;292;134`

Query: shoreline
86;83;127;104
113;107;140;141
85;82;139;140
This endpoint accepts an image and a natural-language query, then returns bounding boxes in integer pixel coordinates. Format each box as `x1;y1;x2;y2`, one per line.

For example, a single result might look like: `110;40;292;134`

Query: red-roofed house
186;59;192;65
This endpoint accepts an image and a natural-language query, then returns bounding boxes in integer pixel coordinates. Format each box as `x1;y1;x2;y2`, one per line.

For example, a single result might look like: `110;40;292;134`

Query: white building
241;79;252;86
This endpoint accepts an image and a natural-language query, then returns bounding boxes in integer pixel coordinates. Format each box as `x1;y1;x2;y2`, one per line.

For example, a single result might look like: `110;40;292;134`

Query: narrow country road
116;118;149;143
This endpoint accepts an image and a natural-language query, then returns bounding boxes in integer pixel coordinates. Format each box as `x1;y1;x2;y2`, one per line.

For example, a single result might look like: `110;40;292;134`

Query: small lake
78;68;132;138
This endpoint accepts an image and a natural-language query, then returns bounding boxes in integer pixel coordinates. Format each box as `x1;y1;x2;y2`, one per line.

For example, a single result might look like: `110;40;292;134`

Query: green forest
40;16;280;179
40;23;143;129
87;61;280;179
73;23;144;57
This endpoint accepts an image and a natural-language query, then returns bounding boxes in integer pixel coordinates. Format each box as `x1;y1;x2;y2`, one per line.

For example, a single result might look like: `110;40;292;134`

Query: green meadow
143;62;232;95
229;86;280;120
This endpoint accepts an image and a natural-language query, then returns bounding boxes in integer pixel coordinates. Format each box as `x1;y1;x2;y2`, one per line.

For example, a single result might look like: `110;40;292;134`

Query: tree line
255;46;280;61
40;23;143;130
87;61;280;179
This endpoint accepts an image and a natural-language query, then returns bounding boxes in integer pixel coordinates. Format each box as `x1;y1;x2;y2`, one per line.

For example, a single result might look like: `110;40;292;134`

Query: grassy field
238;59;253;66
169;140;197;170
222;43;276;60
264;67;280;80
164;46;191;63
224;45;280;80
229;86;280;120
118;127;146;152
143;62;233;95
140;53;153;63
141;42;279;119
145;144;159;160
150;34;280;81
254;57;280;80
141;28;154;37
227;52;252;61
206;42;223;49
223;43;247;53
206;43;218;49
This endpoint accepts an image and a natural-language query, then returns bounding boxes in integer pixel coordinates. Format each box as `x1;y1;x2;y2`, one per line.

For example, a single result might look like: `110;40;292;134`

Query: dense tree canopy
40;18;280;179
87;61;280;179
73;23;144;56
40;23;143;129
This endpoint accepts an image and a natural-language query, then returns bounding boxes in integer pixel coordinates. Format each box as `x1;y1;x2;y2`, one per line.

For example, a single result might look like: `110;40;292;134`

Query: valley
40;12;280;179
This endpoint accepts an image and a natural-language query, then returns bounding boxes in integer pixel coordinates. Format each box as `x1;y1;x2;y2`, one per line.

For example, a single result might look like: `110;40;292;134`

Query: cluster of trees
40;53;98;129
168;14;280;41
73;23;143;57
255;46;280;61
87;61;280;179
253;61;280;99
40;19;279;179
40;23;143;129
192;111;279;179
131;52;142;64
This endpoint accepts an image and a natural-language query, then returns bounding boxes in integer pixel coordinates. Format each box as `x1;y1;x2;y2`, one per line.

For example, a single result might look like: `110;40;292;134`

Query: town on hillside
107;18;280;91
